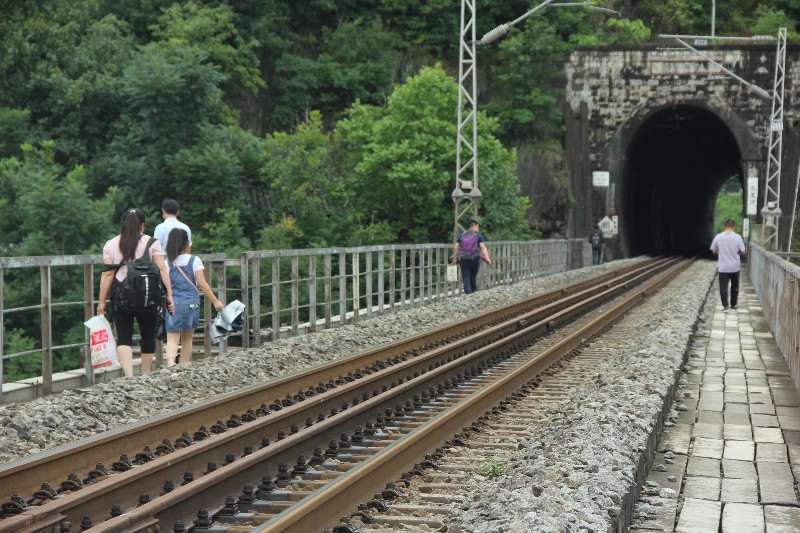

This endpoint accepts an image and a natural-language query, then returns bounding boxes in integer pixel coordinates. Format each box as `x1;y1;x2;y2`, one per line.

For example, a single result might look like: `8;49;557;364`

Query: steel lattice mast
762;28;787;250
452;0;480;241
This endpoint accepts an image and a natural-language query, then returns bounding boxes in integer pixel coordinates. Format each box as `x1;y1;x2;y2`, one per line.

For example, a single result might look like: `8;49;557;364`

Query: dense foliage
714;178;745;234
1;0;799;379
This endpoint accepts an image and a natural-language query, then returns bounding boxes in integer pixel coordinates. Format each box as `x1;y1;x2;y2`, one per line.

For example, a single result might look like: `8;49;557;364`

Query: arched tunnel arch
620;105;744;256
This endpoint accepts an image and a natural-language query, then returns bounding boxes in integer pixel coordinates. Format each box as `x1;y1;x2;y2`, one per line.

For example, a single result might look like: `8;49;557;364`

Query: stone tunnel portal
621;105;744;257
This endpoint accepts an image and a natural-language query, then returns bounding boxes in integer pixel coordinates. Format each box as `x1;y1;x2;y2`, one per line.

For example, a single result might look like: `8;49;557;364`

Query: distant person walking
154;198;192;254
710;219;746;311
165;228;224;366
453;220;492;295
589;225;604;265
97;209;174;377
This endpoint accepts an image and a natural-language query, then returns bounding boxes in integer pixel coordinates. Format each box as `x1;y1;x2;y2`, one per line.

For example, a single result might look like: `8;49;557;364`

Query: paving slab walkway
632;272;800;532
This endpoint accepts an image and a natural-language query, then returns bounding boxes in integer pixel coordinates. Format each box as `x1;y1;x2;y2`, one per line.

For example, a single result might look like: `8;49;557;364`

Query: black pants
460;258;481;294
718;271;740;308
592;247;602;265
112;308;158;353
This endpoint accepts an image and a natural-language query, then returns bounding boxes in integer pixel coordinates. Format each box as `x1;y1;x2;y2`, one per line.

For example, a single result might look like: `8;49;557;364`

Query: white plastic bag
446;264;458;282
84;315;119;368
211;300;246;344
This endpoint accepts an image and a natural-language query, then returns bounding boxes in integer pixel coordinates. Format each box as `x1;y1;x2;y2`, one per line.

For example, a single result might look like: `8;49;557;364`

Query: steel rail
0;259;661;503
258;258;695;532
1;259;673;533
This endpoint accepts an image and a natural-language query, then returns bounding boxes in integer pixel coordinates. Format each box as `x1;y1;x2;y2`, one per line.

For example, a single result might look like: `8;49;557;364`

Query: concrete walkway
632;272;800;532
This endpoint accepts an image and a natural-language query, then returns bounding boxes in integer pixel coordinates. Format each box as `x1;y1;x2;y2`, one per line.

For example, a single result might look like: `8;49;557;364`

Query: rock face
516;142;570;239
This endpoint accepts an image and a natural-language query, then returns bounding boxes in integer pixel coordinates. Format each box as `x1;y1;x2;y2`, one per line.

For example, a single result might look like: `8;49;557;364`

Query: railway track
0;257;690;533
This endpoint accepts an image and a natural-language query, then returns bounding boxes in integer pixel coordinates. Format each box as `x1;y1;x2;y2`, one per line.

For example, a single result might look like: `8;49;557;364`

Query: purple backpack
459;230;480;260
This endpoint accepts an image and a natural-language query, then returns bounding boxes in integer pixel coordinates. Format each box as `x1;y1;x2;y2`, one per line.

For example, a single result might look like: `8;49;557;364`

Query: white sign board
742;218;750;238
746;177;759;215
771;121;783;132
592;171;610;187
694;39;708;46
611;215;619;235
598;216;615;236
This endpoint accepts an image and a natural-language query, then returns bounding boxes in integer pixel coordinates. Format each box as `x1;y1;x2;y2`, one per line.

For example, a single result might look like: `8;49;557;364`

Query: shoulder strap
176;259;199;292
143;237;156;258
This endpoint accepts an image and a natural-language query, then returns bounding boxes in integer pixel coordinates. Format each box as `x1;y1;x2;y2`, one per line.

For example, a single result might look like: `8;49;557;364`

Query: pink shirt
103;234;164;281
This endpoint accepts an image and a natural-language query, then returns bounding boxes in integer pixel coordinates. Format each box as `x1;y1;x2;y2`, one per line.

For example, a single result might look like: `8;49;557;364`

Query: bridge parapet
1;239;591;403
749;244;800;389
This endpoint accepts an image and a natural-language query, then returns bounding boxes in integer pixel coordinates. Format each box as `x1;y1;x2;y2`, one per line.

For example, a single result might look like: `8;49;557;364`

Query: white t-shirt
154;217;192;254
167;254;204;274
710;230;745;273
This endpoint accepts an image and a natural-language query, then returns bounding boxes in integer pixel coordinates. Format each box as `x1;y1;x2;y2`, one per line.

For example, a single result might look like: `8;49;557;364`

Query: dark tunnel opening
621;105;743;257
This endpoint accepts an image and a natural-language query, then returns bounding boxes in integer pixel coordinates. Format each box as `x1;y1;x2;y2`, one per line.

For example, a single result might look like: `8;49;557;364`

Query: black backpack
115;238;165;313
591;232;602;250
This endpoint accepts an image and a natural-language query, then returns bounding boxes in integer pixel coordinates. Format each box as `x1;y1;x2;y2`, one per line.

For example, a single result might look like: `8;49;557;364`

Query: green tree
485;17;570;141
337;64;530;243
151;2;266;97
258;111;352;247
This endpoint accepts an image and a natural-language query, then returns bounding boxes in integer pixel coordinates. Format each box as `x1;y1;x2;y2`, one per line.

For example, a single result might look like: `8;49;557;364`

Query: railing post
352;251;360;323
270;256;279;341
339;252;346;325
426;248;433;304
308;255;317;333
83;264;95;386
400;250;407;309
202;261;213;360
324;254;332;328
291;256;299;335
388;249;396;310
378;250;385;312
253;257;263;344
411;248;425;306
41;265;53;396
216;262;228;355
365;251;373;319
240;255;250;349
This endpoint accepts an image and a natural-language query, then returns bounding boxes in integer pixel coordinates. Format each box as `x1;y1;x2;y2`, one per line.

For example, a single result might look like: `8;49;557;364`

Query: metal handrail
1;241;591;402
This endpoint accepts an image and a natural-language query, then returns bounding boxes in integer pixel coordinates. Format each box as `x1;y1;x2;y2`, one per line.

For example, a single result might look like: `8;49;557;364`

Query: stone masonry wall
564;44;800;247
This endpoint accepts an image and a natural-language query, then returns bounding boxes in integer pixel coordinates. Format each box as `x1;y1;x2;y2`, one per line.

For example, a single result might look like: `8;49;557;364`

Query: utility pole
762;28;786;250
452;0;481;242
711;0;716;37
453;1;617;240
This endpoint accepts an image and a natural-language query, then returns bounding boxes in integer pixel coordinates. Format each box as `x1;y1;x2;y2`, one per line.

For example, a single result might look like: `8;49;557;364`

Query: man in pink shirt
710;219;746;312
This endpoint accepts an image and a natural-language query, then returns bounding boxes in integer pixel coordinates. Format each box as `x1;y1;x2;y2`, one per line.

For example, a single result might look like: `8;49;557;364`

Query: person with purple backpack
453;220;492;294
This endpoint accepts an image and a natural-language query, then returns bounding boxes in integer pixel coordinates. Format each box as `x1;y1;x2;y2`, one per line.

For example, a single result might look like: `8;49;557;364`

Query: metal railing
749;244;800;389
1;239;590;402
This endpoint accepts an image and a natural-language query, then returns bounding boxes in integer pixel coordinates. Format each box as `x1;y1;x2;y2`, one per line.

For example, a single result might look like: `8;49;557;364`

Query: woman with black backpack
97;208;174;377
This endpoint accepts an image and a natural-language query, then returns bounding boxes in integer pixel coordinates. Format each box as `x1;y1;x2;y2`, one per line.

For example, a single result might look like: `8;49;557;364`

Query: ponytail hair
166;228;189;263
119;208;145;262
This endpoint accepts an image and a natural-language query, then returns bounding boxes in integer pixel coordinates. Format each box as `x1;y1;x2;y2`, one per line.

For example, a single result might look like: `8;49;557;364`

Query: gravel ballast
0;258;719;533
441;260;717;533
0;259;647;466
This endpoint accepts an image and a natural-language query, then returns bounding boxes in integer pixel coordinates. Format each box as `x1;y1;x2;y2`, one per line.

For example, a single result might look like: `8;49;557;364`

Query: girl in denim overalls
164;228;224;366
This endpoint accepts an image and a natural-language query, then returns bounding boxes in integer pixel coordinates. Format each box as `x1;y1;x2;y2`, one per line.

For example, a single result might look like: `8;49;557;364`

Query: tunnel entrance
621;105;743;256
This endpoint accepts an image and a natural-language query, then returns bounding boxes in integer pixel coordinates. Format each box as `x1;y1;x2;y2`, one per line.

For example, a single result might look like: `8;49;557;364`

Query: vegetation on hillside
1;0;799;379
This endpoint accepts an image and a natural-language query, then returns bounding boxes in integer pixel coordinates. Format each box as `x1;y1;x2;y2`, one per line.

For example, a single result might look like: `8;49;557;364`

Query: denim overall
166;256;200;332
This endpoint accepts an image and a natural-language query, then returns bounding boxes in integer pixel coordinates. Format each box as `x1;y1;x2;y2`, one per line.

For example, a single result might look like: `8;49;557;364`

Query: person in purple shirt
709;219;746;312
